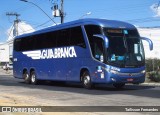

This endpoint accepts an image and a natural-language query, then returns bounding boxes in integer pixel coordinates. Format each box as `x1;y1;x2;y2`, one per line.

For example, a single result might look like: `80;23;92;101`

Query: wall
0;44;9;65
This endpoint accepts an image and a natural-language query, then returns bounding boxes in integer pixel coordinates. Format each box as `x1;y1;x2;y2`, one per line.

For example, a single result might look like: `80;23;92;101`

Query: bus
13;18;153;89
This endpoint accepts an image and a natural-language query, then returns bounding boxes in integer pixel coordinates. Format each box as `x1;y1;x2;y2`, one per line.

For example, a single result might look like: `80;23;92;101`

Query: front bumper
92;65;146;84
108;72;145;84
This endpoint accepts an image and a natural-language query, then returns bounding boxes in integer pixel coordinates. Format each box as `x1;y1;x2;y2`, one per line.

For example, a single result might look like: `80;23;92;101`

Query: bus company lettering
41;47;77;59
22;47;77;60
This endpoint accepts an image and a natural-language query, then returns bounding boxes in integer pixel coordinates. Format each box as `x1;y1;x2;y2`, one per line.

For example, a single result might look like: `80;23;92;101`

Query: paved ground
0;68;160;115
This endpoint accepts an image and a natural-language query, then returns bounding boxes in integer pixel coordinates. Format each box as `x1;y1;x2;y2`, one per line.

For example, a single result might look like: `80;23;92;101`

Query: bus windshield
103;28;145;68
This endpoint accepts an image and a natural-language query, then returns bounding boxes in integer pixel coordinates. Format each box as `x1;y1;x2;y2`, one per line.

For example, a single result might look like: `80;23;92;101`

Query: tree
145;58;160;72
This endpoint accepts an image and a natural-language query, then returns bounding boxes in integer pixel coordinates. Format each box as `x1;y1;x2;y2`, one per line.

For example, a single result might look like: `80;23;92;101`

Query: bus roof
16;18;136;38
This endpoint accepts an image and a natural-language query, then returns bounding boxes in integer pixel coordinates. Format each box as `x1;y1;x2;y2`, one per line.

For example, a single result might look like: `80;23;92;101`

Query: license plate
127;78;133;82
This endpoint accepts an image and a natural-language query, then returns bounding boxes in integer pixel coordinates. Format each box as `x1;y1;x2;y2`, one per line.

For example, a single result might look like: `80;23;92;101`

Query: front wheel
113;83;125;89
30;71;38;85
81;71;93;89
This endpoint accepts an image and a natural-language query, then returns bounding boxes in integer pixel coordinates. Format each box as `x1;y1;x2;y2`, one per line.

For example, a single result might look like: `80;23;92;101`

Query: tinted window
92;36;104;61
14;39;21;51
85;25;102;56
14;26;85;51
14;37;35;51
35;34;46;49
45;31;57;48
57;29;70;47
35;31;57;49
70;26;86;48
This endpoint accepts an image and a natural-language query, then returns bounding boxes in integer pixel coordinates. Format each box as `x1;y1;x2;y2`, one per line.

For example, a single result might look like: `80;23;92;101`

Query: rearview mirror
93;34;109;48
141;37;153;51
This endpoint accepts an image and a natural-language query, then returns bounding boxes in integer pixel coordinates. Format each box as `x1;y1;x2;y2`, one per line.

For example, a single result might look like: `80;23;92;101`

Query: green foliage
145;58;160;82
145;58;160;72
148;71;160;82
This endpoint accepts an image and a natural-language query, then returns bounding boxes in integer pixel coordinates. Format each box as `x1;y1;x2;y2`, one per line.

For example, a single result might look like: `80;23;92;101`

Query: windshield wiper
123;35;128;53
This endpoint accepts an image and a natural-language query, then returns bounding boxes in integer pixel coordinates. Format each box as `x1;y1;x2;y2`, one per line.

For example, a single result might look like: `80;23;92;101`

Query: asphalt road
0;69;160;114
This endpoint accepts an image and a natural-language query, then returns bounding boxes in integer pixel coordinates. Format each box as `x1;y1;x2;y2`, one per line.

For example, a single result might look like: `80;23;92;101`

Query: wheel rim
24;74;29;80
31;74;36;83
84;75;90;86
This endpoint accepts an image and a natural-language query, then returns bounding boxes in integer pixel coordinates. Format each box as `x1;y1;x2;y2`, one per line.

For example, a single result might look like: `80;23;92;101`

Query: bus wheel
113;83;125;89
30;71;38;85
81;71;93;89
23;71;30;84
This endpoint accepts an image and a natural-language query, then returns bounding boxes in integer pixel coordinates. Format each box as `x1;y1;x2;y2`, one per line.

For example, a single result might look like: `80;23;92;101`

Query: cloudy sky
138;28;160;59
0;0;159;42
7;21;35;41
0;0;159;59
150;2;160;17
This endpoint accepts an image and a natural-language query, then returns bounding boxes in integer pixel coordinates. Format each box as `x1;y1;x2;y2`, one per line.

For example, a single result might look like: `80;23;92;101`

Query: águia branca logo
22;46;77;60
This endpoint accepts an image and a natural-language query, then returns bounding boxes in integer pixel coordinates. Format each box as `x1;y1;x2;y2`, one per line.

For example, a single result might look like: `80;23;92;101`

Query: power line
20;0;57;25
33;20;52;29
17;19;53;33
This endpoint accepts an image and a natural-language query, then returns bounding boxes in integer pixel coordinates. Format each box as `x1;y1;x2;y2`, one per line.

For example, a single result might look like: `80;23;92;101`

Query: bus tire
81;71;93;89
113;83;125;89
30;71;38;85
23;71;30;84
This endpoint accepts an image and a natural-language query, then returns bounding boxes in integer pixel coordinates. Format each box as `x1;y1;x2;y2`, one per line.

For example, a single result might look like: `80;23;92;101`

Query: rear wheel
81;71;93;89
113;83;125;89
30;71;38;85
23;71;30;84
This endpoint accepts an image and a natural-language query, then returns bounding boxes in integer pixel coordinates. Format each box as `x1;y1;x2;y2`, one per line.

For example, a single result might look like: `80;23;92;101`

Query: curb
141;83;160;87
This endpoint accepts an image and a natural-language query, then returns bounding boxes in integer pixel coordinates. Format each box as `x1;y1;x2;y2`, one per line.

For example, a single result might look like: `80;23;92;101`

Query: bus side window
84;25;102;59
70;26;86;48
34;34;43;49
57;29;70;47
93;37;104;61
47;31;57;48
14;39;21;51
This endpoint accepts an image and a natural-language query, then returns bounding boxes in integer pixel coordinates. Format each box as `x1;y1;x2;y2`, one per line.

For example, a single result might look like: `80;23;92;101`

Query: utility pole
51;0;65;23
60;0;64;23
6;12;20;36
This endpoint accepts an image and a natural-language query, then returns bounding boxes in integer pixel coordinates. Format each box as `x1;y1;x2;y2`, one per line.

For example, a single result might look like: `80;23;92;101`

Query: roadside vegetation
145;58;160;82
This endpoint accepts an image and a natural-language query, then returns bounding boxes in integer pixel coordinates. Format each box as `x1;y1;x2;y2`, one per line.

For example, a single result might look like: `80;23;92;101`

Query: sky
0;0;160;42
138;28;160;59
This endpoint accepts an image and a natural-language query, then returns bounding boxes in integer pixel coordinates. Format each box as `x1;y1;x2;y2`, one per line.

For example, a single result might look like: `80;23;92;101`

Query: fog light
111;78;116;82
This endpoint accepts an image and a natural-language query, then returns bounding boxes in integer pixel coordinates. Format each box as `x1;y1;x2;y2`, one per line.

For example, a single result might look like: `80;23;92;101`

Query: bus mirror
141;37;153;51
93;34;109;48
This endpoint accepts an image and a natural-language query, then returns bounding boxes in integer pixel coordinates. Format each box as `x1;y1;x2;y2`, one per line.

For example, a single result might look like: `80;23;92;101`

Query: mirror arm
93;34;109;48
141;37;153;51
93;34;105;39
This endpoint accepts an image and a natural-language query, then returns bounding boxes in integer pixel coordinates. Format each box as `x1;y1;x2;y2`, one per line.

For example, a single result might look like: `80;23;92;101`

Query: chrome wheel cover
31;74;36;83
84;75;90;86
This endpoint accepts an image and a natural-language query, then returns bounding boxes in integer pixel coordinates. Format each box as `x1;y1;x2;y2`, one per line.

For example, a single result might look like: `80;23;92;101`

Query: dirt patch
0;93;36;106
0;93;96;115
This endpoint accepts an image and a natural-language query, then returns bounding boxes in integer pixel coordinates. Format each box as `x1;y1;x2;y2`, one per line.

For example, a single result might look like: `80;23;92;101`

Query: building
0;21;35;65
0;43;9;65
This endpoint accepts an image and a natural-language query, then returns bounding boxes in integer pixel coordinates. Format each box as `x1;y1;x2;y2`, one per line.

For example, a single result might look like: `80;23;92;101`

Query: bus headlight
110;70;118;74
141;70;146;74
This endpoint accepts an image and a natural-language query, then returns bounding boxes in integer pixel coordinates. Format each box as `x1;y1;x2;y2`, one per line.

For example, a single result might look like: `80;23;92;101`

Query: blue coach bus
13;18;153;89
